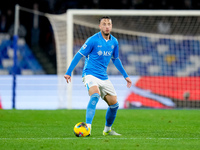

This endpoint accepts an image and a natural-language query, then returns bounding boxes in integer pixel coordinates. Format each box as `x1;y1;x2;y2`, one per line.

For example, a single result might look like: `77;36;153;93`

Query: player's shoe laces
103;130;121;136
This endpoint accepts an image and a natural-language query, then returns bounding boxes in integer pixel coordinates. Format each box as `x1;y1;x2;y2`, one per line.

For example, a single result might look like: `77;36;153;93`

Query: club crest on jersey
97;50;103;56
111;45;114;49
82;44;87;49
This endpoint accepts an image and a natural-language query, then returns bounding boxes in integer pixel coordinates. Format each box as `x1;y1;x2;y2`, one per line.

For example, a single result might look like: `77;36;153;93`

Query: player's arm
64;52;83;83
64;37;93;83
112;58;132;88
112;42;128;78
112;41;132;88
112;58;128;78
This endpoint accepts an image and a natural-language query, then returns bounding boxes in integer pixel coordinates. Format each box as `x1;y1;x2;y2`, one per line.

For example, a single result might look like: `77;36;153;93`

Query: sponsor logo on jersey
103;51;112;56
97;45;102;47
97;50;112;56
97;50;103;56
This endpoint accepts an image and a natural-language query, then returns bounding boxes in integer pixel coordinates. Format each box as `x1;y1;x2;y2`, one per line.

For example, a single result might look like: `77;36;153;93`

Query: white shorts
82;75;117;100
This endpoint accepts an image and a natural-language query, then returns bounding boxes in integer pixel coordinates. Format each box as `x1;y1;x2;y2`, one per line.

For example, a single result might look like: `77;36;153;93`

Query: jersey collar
98;31;112;41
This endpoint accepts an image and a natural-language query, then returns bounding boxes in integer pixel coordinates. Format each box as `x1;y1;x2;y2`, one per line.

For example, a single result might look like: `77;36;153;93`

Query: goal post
12;7;200;109
59;9;200;109
64;9;200;76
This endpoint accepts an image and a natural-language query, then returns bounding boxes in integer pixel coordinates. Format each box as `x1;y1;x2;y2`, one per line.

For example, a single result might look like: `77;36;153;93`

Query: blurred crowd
1;0;200;31
1;0;200;33
0;0;199;73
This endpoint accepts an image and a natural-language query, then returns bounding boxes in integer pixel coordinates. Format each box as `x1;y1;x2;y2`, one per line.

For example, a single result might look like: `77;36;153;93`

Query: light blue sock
105;102;119;127
86;93;100;124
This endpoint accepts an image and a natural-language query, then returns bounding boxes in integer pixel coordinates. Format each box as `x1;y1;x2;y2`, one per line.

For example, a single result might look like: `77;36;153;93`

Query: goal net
46;10;200;109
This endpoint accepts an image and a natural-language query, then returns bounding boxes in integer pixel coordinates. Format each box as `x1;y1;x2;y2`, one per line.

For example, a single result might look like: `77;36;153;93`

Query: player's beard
102;30;110;37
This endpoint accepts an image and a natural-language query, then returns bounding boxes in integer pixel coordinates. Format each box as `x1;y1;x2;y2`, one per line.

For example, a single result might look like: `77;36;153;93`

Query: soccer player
64;16;132;136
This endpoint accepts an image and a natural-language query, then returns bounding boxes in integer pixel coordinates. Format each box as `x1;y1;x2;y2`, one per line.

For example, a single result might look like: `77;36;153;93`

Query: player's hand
125;77;132;88
64;75;71;83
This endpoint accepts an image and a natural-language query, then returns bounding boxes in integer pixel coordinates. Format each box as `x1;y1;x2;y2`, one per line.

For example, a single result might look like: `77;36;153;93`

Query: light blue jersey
65;31;128;80
79;32;119;80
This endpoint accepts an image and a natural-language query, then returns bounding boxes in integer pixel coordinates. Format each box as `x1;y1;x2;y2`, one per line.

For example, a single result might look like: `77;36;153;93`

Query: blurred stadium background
0;0;200;109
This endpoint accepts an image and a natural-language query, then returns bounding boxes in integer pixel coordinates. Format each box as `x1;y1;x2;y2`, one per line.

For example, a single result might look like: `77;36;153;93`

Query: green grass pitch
0;109;200;150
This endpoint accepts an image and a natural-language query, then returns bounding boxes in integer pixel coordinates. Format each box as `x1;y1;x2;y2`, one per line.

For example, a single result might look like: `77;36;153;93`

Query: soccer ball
73;122;90;137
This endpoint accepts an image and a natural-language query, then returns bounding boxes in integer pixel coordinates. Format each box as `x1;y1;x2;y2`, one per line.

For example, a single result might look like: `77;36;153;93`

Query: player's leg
103;95;121;135
83;75;101;135
104;95;118;129
100;79;121;135
86;85;100;131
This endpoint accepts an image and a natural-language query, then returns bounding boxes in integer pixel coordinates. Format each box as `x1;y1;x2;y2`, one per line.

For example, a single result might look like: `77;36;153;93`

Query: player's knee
109;100;118;106
105;95;117;106
89;86;100;96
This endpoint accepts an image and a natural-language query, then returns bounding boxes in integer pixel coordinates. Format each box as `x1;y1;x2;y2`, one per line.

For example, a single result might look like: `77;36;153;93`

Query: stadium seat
0;38;44;75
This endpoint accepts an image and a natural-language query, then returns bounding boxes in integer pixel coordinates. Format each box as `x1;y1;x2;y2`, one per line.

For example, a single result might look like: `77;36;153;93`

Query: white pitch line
1;137;199;140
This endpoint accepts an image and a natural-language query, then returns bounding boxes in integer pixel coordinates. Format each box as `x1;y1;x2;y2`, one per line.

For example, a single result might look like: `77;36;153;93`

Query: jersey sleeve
112;58;128;79
111;39;128;78
78;37;94;56
65;52;83;76
112;40;119;59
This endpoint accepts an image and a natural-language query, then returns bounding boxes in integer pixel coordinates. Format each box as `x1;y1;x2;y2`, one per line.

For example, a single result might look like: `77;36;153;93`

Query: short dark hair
99;16;111;23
